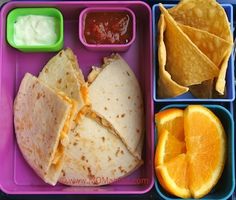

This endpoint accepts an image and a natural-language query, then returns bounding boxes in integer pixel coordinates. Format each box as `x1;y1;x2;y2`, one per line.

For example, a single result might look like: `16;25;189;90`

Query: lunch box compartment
154;103;235;200
152;4;235;102
6;7;64;52
0;1;153;194
79;7;136;51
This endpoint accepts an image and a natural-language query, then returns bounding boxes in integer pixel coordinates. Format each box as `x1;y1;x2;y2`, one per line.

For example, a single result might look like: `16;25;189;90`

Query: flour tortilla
14;73;77;185
59;115;142;186
88;54;144;159
157;14;189;98
39;48;86;109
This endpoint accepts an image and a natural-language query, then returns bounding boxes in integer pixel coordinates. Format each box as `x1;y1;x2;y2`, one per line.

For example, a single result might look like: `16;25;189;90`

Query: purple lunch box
79;7;136;51
0;1;154;195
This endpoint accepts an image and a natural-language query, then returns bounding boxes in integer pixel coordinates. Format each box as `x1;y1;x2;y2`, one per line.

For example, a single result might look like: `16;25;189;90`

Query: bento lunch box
0;1;153;195
0;0;235;198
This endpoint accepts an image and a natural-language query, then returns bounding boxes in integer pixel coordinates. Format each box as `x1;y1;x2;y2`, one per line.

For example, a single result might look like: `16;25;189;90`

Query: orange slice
156;154;191;198
184;105;226;198
155;108;184;141
155;129;186;166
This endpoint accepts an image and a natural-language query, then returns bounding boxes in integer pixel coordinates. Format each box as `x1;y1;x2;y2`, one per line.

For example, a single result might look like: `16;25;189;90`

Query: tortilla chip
179;23;232;97
179;23;232;67
157;14;189;98
159;4;219;86
189;80;213;98
168;0;233;43
216;49;232;94
213;82;227;98
169;0;233;95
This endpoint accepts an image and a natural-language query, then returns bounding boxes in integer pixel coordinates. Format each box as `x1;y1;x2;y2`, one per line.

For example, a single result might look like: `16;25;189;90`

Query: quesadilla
59;113;142;186
88;54;144;159
15;49;144;186
37;50;145;185
14;73;77;185
39;48;88;109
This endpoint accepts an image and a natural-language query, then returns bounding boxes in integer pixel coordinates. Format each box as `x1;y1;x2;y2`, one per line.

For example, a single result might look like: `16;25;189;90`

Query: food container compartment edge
154;103;235;200
152;3;235;102
0;0;154;195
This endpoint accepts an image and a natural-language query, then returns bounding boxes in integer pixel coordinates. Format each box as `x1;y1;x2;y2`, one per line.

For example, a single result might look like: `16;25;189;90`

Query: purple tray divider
0;1;154;195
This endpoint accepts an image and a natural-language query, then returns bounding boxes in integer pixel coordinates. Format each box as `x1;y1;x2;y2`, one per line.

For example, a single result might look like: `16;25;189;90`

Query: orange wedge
156;154;191;198
184;105;226;198
155;129;186;166
155;108;184;141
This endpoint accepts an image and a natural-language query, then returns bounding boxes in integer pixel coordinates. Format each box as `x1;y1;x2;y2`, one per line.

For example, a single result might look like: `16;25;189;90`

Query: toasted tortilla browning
14;73;77;185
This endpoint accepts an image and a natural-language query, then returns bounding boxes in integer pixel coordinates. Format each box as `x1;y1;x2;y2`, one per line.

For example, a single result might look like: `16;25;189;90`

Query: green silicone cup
6;7;64;52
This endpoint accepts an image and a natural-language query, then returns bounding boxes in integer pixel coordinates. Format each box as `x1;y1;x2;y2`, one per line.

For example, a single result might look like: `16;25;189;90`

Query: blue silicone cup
154;104;235;200
152;4;235;102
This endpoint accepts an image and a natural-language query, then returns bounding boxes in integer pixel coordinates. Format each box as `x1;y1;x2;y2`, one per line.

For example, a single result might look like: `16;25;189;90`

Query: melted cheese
74;106;90;124
52;143;63;165
87;67;102;84
58;92;77;139
80;83;89;105
89;112;116;134
51;92;77;167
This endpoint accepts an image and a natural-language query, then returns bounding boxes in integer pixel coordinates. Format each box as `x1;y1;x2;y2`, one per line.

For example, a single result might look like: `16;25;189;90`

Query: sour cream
14;15;57;46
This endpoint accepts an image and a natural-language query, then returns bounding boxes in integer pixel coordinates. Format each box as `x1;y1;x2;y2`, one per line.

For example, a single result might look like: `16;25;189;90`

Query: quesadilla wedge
59;113;142;186
39;48;88;109
88;54;144;159
14;73;77;185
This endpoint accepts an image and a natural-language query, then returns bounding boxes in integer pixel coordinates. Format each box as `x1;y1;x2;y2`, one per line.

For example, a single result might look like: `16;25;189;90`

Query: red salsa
84;12;133;44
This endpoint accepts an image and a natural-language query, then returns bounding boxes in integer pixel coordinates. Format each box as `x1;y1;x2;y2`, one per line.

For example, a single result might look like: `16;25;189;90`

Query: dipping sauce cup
79;7;136;51
7;7;64;52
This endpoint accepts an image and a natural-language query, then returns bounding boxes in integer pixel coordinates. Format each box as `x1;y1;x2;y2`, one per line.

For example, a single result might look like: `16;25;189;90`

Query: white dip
14;15;57;45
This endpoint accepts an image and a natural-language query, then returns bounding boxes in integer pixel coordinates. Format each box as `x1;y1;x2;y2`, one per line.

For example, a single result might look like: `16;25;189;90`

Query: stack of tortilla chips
14;48;144;186
158;0;233;98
